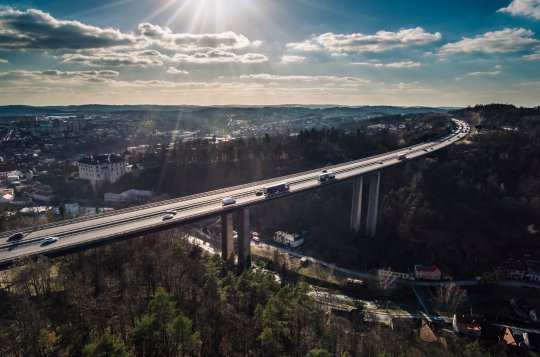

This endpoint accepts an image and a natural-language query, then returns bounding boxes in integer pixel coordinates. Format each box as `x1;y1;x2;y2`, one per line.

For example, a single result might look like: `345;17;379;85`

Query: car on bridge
318;172;336;183
7;232;23;241
162;213;174;220
41;236;58;245
165;210;177;216
222;197;236;206
397;154;407;160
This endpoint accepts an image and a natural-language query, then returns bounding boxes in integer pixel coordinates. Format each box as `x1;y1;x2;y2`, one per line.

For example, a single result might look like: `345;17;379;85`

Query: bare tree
377;268;397;293
435;283;467;314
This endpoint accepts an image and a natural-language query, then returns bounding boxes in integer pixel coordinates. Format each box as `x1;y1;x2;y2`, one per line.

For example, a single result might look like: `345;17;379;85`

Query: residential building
0;188;14;203
10;195;32;206
104;192;122;202
415;265;442;280
526;262;540;282
500;260;527;280
452;315;482;337
273;231;304;248
77;154;126;183
31;190;55;202
104;189;153;202
377;269;414;281
419;319;438;343
126;145;150;155
0;165;21;178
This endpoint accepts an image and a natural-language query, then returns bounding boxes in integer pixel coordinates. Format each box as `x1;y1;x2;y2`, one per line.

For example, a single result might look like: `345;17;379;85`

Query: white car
222;197;236;206
162;213;174;220
42;236;58;245
165;210;177;216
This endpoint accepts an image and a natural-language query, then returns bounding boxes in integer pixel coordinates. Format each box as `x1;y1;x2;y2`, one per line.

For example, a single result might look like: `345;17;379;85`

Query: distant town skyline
0;0;539;106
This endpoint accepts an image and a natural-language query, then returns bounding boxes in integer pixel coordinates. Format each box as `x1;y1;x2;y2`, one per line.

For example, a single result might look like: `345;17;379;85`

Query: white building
77;154;126;183
104;189;152;202
30;190;55;202
0;188;14;203
0;167;21;178
126;145;150;155
273;231;304;248
104;192;122;202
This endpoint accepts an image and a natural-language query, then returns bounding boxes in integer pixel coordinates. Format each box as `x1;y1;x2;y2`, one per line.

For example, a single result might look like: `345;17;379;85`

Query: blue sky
0;0;539;106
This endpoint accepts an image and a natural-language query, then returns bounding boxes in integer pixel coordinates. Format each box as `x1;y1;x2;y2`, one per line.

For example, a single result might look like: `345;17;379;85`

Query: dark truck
263;182;290;196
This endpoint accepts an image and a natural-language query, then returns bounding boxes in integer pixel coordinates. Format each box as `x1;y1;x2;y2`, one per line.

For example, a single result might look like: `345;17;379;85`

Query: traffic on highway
0;119;470;268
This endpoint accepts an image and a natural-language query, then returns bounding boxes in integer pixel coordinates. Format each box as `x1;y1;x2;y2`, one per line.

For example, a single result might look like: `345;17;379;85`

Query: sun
147;0;265;33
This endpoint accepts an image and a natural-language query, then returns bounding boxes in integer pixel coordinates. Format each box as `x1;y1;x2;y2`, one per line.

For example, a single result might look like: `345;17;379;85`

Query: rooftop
78;154;124;165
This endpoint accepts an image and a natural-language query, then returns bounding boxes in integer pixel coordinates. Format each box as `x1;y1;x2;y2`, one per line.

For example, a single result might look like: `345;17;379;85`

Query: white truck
318;172;336;183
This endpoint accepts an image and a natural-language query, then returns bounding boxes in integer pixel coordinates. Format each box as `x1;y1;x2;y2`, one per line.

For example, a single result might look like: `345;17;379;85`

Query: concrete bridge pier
366;171;381;238
404;160;412;175
418;157;427;171
350;177;363;233
237;207;251;270
220;212;234;260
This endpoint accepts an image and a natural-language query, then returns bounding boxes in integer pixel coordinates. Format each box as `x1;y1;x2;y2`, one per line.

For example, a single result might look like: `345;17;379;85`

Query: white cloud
0;8;140;50
252;40;263;48
281;55;306;63
0;69;118;83
0;7;261;57
466;70;501;76
137;23;251;51
351;60;421;68
172;50;268;63
0;59;8;64
313;28;441;53
239;73;369;84
62;50;168;67
498;0;540;20
166;67;189;75
376;81;431;94
523;50;540;60
440;28;539;54
286;40;321;51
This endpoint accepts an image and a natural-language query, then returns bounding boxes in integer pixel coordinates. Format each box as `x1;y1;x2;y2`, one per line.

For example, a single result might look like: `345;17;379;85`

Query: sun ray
64;0;136;19
142;0;180;24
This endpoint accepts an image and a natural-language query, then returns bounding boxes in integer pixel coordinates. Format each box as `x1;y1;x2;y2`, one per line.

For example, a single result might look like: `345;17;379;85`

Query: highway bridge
0;119;470;270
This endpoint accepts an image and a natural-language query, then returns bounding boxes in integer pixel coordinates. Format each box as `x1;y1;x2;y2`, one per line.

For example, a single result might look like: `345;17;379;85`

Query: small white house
273;231;304;248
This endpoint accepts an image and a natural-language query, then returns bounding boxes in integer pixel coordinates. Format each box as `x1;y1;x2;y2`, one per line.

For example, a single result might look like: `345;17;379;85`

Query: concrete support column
350;177;363;233
221;212;234;259
404;160;412;176
237;208;251;270
418;157;426;171
366;171;381;238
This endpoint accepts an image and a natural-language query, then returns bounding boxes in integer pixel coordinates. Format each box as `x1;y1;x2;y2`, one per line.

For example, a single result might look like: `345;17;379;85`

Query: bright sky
0;0;539;106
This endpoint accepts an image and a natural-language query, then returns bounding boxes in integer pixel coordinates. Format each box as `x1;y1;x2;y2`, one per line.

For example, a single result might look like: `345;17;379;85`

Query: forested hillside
376;105;540;274
0;232;478;356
